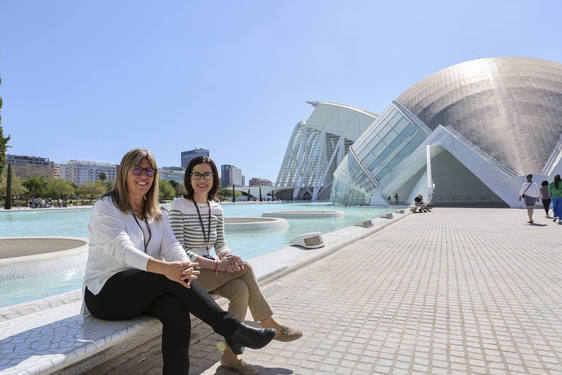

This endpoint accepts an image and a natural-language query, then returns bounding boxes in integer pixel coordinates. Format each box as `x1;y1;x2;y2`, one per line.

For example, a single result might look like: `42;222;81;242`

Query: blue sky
1;0;560;181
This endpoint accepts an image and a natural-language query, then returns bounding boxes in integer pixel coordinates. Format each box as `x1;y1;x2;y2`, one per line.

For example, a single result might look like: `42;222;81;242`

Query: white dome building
331;57;562;207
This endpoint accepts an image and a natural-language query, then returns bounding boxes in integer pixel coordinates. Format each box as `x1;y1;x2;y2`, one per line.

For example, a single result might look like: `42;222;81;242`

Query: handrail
541;134;562;175
432;194;500;201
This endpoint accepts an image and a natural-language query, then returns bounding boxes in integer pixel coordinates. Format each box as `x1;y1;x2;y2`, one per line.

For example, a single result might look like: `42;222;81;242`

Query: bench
0;292;226;375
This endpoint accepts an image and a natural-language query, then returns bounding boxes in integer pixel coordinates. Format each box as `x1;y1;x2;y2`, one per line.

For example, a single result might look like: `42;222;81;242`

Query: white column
426;144;433;202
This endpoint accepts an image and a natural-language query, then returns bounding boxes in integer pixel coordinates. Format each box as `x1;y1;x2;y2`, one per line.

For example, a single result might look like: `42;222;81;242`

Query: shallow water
0;202;393;307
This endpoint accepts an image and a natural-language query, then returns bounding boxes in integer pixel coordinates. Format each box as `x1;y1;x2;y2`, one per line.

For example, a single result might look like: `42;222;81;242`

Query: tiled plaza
88;208;562;374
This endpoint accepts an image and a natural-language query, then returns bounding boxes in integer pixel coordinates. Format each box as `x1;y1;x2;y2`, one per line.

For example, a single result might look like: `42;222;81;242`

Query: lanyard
132;214;152;252
194;201;211;251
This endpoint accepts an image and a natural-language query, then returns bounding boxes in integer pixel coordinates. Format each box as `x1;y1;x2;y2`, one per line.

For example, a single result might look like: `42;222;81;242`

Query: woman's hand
166;261;200;287
220;254;245;272
148;258;199;288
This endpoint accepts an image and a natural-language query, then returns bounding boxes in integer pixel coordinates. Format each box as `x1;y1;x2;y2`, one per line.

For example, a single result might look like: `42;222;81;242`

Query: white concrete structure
223;217;288;232
275;101;378;200
262;210;344;219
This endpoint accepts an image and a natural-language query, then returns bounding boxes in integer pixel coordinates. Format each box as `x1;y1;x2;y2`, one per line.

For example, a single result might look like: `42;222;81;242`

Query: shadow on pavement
211;366;293;374
190;322;293;375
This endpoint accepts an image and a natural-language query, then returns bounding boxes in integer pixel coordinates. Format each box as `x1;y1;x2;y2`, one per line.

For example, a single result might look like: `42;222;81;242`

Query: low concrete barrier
224;217;288;232
262;210;344;219
0;237;87;259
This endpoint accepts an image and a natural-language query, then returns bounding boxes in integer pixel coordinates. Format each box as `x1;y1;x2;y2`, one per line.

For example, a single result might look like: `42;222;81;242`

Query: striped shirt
168;197;231;259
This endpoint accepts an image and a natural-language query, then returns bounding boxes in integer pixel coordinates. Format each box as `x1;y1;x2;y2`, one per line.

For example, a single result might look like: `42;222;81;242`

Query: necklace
193;200;212;252
132;214;152;252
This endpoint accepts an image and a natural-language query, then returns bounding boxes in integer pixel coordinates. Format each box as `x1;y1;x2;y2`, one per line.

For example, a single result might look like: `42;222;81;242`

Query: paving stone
78;208;562;374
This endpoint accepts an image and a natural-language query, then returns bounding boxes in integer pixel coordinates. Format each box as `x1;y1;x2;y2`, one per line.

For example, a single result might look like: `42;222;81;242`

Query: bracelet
213;260;218;274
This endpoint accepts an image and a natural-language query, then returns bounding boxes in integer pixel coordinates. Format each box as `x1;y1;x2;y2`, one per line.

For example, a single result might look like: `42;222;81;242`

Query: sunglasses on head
132;166;156;177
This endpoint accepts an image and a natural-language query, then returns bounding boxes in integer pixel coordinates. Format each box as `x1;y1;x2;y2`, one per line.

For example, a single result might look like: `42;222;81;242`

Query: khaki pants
196;263;273;322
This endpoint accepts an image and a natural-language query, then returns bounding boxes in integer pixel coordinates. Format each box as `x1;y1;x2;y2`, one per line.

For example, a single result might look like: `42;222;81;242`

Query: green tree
4;164;11;209
0;173;26;198
48;179;76;199
99;172;107;182
78;181;106;203
103;180;114;192
0;76;11;183
159;179;175;200
169;179;186;197
219;187;233;197
219;187;243;198
23;176;50;198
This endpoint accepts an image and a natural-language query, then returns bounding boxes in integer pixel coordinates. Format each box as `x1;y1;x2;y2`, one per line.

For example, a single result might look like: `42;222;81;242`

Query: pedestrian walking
549;174;562;224
539;180;551;218
518;174;540;224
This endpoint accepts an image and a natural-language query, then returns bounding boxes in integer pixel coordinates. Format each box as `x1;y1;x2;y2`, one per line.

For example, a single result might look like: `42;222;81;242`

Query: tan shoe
274;326;303;342
220;357;258;375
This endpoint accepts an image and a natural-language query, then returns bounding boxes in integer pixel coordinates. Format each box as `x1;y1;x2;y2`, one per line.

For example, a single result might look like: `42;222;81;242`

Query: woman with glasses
169;156;302;375
82;149;275;375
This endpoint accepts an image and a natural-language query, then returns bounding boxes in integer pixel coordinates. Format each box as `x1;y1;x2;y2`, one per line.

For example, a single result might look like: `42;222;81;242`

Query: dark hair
541;180;549;186
183;156;220;201
555;174;561;189
526;174;533;180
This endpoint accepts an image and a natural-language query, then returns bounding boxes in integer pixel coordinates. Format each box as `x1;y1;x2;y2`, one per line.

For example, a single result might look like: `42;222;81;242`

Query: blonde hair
105;148;162;221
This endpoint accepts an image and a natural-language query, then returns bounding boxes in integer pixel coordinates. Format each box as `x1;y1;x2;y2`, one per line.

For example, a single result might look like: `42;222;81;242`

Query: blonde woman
169;156;302;375
82;149;275;375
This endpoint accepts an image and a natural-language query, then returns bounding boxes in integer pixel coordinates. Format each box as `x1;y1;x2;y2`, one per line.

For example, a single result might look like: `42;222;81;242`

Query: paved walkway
87;208;562;375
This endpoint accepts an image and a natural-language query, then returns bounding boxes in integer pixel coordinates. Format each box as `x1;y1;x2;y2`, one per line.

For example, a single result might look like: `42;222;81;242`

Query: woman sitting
82;148;275;375
169;156;302;375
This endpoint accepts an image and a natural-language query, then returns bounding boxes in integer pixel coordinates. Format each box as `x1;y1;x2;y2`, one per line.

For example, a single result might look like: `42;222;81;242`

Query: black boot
225;323;276;355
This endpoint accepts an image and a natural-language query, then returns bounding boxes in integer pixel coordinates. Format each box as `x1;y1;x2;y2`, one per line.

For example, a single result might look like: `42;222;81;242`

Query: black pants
542;198;551;215
85;269;240;375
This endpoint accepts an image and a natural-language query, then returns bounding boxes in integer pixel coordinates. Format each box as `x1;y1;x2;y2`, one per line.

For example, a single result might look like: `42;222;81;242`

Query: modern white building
275;101;378;200
59;160;117;185
331;57;562;207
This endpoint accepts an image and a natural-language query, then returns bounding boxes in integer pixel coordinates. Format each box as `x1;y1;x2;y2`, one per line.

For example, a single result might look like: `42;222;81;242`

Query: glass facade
331;153;375;205
331;103;430;204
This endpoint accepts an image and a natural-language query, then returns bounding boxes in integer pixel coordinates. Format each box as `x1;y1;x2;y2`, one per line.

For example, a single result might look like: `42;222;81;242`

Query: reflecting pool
0;202;392;307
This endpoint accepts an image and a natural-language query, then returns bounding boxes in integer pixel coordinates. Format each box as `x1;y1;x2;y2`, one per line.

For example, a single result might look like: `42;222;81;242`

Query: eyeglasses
191;172;214;180
132;166;156;177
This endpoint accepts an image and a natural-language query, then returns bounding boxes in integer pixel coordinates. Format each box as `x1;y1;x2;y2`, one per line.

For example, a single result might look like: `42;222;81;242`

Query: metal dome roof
396;57;562;175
